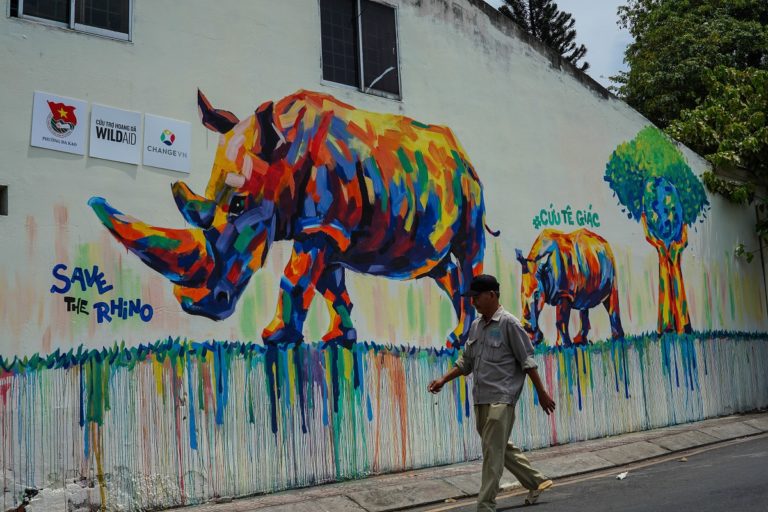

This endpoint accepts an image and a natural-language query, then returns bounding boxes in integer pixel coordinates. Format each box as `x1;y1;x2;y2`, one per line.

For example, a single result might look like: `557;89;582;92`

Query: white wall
2;1;767;509
2;0;763;357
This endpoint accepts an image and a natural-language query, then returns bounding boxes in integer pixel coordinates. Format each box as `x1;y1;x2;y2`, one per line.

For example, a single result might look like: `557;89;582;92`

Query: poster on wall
89;104;141;164
30;91;88;155
143;114;191;173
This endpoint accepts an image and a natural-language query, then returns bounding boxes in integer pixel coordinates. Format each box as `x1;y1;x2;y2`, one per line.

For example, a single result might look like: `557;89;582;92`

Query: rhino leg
555;300;574;347
428;257;468;348
262;239;333;346
316;265;356;348
573;309;590;345
603;286;625;339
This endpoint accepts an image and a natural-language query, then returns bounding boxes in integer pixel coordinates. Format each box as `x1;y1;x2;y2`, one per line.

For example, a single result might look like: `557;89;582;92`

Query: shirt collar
482;305;505;325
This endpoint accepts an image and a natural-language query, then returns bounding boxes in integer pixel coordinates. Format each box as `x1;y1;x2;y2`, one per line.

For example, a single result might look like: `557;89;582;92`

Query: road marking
727;451;768;459
420;433;768;512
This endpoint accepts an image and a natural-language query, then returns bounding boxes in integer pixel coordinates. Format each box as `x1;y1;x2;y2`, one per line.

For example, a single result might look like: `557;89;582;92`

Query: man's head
463;274;500;318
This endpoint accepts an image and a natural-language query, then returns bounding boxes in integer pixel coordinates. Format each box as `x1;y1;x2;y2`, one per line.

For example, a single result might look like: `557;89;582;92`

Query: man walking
428;274;556;510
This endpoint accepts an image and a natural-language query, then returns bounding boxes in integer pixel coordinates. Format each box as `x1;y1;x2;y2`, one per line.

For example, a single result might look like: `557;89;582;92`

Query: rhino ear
172;181;216;229
198;89;239;134
515;249;530;274
254;101;285;160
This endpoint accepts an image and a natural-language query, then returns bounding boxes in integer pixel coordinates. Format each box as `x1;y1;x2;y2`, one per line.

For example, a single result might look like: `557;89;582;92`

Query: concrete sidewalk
183;412;768;512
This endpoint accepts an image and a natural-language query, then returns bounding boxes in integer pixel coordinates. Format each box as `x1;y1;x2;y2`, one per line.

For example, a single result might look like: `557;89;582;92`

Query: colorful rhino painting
516;228;624;346
89;90;496;347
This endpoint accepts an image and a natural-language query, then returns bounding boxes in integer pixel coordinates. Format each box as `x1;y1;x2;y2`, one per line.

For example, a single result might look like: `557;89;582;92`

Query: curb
182;412;768;512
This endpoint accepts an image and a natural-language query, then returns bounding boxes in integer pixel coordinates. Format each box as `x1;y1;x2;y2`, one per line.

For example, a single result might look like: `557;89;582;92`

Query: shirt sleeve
454;348;473;375
453;325;475;375
506;316;538;370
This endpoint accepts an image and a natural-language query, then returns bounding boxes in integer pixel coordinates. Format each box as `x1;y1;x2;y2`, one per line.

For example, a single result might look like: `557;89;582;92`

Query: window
320;0;400;97
0;185;7;216
10;0;132;41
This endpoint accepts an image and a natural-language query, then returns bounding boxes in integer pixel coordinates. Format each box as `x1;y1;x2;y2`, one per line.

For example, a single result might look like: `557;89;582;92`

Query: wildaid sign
89;104;142;165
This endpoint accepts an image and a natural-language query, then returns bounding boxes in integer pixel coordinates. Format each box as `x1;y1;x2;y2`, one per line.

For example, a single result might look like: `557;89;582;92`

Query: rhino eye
228;195;246;217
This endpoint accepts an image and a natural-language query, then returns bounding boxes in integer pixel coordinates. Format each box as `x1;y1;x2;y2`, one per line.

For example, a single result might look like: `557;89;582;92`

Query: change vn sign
143;114;191;173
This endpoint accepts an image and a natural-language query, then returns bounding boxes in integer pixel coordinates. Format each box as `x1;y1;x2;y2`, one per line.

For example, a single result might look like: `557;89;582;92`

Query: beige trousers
474;403;547;512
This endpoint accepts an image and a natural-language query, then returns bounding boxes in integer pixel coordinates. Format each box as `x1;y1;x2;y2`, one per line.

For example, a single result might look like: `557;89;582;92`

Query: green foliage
604;127;709;226
686;66;768;260
701;171;754;205
668;67;768;193
734;243;755;263
613;0;768;127
615;1;768;258
500;0;589;71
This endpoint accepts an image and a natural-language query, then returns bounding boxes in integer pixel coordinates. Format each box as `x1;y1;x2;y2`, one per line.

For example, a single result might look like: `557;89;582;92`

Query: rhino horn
88;196;214;287
198;89;239;134
172;181;216;229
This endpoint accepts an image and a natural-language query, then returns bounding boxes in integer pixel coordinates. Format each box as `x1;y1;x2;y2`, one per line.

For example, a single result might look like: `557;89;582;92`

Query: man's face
471;290;497;316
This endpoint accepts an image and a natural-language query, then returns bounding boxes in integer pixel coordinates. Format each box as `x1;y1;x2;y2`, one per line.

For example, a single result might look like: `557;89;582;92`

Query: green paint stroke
144;235;180;251
239;293;259;341
406;285;417;337
438;299;453;340
85;357;111;425
396;148;414;174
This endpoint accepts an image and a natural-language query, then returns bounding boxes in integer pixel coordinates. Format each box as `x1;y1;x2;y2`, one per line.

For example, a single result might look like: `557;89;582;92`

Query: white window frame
16;0;133;41
319;0;402;100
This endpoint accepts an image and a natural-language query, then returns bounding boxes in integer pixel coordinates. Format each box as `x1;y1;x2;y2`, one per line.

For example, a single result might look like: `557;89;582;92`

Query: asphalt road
420;435;768;512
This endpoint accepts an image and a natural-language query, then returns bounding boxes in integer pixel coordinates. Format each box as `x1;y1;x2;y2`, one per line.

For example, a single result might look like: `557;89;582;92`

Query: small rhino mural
516;228;624;346
89;90;497;348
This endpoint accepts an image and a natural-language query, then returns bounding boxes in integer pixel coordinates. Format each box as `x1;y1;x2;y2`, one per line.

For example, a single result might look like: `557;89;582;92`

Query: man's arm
430;329;474;394
525;367;556;414
506;318;556;414
428;366;463;394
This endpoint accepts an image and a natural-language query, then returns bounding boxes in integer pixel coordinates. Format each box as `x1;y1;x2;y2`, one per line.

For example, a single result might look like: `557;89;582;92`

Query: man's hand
538;391;556;415
428;378;444;394
429;367;462;394
525;368;556;415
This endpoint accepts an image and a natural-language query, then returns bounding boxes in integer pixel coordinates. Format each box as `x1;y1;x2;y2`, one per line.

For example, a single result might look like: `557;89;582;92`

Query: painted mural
515;228;624;347
90;90;492;350
604;127;710;334
2;91;768;512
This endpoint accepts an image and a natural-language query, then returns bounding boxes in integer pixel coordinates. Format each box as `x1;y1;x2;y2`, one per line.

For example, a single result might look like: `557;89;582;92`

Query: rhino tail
484;222;500;237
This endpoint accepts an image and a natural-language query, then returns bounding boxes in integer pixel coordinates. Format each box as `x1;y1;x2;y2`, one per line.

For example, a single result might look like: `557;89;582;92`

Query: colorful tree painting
605;126;709;334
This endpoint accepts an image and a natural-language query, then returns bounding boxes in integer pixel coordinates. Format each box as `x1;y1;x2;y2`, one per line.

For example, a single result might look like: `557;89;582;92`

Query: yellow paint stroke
153;357;165;397
92;423;107;511
343;348;354;382
579;349;590;397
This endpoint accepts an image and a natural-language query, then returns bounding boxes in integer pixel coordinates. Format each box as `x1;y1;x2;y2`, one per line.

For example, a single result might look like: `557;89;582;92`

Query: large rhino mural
89;90;496;347
516;228;624;346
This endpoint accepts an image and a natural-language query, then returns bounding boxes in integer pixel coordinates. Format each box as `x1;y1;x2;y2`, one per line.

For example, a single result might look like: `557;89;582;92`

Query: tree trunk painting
642;176;693;334
642;214;692;334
